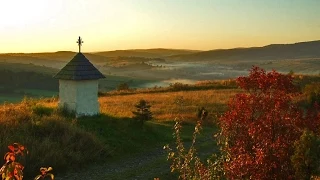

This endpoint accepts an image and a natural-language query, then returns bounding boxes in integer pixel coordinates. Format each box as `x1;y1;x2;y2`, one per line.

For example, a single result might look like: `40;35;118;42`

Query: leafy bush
291;129;320;180
0;143;29;180
304;83;320;106
219;66;320;179
0;143;55;180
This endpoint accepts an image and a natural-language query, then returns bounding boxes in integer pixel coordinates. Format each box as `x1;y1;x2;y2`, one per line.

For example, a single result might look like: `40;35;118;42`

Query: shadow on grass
0;104;109;179
0;101;218;179
75;113;175;155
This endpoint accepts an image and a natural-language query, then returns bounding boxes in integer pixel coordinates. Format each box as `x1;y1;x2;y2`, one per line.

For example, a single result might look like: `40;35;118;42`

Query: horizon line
1;39;319;54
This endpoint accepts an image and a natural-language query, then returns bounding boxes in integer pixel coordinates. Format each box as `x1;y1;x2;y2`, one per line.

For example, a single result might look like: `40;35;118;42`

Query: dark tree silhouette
132;99;152;126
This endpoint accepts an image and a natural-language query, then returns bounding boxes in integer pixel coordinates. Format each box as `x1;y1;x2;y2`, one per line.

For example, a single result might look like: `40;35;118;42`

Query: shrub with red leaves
219;66;320;179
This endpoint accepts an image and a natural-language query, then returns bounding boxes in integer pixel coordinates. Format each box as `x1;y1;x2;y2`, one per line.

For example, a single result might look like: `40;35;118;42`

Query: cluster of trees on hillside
116;56;165;62
0;70;58;93
103;56;166;68
0;62;58;74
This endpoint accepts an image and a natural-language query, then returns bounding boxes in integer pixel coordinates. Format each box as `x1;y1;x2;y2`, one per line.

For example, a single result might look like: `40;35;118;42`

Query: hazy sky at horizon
0;0;319;53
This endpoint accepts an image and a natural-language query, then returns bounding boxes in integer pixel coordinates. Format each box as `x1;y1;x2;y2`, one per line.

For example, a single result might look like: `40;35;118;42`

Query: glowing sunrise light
0;0;319;53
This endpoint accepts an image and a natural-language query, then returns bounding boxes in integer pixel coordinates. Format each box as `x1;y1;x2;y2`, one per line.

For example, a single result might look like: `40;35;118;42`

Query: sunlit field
0;87;240;179
99;89;241;123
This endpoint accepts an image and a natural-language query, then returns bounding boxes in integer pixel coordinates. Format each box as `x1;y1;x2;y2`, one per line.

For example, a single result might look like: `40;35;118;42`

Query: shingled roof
54;53;105;80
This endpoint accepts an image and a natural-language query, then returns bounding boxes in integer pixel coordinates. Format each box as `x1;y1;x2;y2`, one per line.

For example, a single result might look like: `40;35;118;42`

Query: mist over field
2;0;320;179
0;40;320;103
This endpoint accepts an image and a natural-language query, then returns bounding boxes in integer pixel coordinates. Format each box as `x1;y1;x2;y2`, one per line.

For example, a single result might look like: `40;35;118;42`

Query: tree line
0;69;58;93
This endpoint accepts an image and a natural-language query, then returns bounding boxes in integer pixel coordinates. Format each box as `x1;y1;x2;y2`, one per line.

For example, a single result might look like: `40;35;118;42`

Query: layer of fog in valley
103;60;250;89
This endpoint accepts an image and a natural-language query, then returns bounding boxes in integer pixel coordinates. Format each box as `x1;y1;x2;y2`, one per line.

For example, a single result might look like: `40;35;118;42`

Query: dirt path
54;135;215;180
55;144;172;180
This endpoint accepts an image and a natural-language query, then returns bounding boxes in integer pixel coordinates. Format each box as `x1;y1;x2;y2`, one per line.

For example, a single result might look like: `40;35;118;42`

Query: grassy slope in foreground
0;88;238;179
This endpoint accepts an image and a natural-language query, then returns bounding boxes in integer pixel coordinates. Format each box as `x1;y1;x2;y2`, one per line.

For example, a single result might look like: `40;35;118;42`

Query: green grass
0;97;219;179
0;79;253;178
0;80;236;179
99;156;177;180
61;119;218;179
0;102;110;178
75;115;217;156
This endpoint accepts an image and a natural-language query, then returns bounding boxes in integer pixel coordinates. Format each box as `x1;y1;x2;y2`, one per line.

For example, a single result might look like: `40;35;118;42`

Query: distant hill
168;40;320;61
28;51;112;63
0;51;112;69
1;40;320;66
0;49;197;66
93;48;201;58
4;51;112;63
0;62;58;74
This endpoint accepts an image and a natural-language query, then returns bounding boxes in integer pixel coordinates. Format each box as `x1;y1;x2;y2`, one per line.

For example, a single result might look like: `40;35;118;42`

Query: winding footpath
55;135;214;180
55;145;171;180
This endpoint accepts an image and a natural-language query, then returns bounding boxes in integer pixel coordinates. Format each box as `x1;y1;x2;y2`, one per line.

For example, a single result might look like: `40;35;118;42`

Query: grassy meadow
0;85;239;179
99;89;241;122
0;73;318;179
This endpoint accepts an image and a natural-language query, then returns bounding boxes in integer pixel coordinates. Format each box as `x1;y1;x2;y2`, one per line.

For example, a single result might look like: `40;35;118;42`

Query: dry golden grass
0;97;111;178
99;89;242;123
0;87;243;179
1;88;241;124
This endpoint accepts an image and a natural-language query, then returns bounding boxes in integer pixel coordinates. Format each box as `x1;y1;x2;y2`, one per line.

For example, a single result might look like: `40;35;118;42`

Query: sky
0;0;319;53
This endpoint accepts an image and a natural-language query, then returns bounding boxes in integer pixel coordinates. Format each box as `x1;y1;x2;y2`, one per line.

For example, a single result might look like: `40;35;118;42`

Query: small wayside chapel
54;36;105;117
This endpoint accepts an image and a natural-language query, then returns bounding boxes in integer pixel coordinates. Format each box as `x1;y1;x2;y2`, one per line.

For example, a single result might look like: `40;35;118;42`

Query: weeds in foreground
0;143;29;180
164;109;224;180
34;167;54;180
0;99;111;178
0;143;55;180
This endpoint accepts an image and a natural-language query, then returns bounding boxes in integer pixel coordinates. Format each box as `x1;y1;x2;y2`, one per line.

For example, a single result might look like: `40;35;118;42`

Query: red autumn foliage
219;66;320;179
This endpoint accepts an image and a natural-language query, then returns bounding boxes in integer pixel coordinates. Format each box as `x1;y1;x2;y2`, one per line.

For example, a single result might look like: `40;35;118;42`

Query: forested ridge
0;69;58;93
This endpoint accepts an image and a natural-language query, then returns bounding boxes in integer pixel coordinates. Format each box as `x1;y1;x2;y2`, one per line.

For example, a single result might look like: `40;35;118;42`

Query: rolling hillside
0;49;198;68
168;40;320;61
1;40;320;64
1;40;320;93
93;48;201;58
0;51;111;69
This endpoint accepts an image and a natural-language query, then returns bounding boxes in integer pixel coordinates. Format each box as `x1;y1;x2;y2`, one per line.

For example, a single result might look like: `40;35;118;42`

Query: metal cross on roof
77;36;84;53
